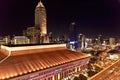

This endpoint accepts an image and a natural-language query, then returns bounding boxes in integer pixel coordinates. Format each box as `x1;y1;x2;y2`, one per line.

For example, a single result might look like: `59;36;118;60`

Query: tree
79;74;87;80
73;76;79;80
88;70;97;77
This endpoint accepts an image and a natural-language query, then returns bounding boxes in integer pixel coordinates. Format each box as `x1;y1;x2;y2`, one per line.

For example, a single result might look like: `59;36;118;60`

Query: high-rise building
69;22;77;41
109;37;115;46
98;34;102;45
23;0;47;43
35;0;47;36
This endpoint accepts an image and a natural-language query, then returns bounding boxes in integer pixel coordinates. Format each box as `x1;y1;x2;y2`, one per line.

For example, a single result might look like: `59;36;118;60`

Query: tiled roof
0;45;90;79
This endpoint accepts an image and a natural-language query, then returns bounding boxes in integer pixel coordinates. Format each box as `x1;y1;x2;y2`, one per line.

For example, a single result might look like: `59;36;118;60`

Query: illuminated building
23;27;40;44
0;44;90;80
23;0;47;43
98;35;102;45
81;35;86;49
12;36;30;44
109;37;115;46
0;36;11;45
4;36;11;44
35;0;47;36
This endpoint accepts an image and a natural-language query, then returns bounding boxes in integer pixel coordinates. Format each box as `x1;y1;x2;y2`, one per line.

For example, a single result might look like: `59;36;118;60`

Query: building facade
12;36;30;44
23;27;40;44
109;37;115;46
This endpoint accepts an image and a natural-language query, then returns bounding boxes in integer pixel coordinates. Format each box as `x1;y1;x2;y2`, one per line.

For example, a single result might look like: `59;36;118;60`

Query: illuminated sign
54;68;62;74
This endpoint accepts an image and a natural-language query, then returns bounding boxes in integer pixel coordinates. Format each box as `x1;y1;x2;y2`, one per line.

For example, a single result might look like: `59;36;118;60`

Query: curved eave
0;48;90;79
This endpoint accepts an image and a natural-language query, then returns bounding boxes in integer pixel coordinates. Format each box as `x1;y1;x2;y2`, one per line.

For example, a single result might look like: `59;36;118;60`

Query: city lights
0;0;120;79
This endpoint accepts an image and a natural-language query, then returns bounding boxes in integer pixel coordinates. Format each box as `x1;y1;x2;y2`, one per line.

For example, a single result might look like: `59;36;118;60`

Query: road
89;59;120;80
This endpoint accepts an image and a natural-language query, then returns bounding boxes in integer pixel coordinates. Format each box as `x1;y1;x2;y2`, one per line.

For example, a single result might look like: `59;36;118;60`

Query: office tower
23;1;48;43
69;22;77;41
35;0;47;36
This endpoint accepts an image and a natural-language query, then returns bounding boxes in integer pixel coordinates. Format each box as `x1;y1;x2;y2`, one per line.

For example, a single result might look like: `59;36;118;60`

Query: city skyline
0;0;120;37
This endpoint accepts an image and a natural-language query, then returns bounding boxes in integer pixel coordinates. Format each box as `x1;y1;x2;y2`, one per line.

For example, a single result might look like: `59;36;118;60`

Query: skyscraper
23;0;47;43
69;22;77;41
35;0;47;36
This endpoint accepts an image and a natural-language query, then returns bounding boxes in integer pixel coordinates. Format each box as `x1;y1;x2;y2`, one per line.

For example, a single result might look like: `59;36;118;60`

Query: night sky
0;0;120;37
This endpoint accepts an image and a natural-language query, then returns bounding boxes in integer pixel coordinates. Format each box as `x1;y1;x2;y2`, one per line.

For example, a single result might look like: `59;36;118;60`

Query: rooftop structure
0;44;90;80
36;0;44;8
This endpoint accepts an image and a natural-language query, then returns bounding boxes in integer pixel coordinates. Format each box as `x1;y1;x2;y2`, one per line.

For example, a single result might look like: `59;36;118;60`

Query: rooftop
36;0;44;8
0;44;90;79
